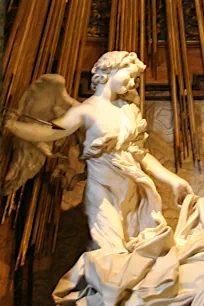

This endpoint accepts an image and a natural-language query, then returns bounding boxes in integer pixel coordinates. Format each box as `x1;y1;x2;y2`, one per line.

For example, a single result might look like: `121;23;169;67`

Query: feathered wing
3;74;80;195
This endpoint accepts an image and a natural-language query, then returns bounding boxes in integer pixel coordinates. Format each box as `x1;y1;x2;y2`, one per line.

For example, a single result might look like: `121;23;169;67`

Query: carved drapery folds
2;0;204;270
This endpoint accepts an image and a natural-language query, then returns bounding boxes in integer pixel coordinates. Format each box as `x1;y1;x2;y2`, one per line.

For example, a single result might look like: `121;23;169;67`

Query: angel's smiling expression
110;63;140;95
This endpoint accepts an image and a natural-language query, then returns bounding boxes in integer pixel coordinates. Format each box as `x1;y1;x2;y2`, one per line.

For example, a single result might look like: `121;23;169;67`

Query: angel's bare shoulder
70;97;96;114
57;98;95;125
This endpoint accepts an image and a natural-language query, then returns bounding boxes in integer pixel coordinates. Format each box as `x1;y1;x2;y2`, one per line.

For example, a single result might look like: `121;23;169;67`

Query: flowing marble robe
53;103;204;306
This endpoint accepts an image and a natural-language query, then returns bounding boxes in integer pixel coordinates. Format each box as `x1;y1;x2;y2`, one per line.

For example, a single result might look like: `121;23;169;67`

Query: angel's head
91;51;146;96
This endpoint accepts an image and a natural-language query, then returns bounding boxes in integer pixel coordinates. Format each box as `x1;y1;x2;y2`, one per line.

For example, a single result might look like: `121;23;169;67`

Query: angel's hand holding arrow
4;111;20;134
4;107;21;122
4;107;66;134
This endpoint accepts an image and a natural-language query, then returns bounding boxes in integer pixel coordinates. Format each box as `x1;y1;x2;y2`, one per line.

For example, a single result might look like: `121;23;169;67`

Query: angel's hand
4;119;17;134
4;118;17;132
4;109;21;131
4;108;21;121
171;177;193;207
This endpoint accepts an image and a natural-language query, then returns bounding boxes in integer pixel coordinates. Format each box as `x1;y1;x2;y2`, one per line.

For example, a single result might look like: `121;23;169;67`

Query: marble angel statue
5;51;204;305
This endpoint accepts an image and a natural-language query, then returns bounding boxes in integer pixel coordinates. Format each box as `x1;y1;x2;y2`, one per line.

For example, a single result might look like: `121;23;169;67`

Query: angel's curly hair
91;51;139;91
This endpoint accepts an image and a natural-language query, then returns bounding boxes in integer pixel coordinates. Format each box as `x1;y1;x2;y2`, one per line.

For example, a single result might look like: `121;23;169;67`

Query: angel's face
110;63;140;95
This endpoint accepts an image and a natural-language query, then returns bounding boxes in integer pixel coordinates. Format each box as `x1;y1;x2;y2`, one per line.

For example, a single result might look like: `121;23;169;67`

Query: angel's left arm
141;153;193;204
141;153;180;184
5;105;84;142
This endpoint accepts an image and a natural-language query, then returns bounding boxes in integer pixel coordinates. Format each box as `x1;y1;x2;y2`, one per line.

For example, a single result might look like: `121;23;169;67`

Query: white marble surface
4;50;204;306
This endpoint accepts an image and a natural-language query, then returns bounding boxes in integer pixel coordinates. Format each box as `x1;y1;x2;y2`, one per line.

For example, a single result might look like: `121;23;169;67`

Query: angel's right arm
5;105;85;142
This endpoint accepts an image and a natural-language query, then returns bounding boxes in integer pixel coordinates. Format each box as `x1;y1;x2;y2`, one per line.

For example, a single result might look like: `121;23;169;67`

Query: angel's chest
90;114;122;138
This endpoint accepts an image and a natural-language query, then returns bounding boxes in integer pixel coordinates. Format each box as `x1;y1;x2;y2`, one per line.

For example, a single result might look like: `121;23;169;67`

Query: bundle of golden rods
2;0;91;269
108;0;203;171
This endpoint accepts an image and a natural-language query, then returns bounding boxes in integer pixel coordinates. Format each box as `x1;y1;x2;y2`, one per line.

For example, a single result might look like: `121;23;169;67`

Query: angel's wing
3;74;80;195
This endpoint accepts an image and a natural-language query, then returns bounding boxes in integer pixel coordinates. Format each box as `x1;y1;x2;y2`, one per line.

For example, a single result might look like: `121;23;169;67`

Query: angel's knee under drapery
53;194;204;306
